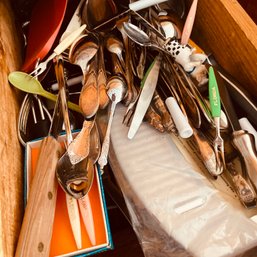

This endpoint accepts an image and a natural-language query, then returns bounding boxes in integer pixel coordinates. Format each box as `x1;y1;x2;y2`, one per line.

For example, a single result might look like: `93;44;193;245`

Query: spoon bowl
69;33;99;75
122;22;165;52
8;71;81;113
106;35;125;69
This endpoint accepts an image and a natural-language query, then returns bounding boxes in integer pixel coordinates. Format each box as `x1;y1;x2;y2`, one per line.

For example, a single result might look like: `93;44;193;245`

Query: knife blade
213;66;257;191
128;54;162;139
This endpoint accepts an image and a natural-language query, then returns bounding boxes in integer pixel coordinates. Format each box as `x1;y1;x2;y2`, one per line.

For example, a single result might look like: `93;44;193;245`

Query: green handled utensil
8;71;81;113
209;66;221;117
208;66;225;175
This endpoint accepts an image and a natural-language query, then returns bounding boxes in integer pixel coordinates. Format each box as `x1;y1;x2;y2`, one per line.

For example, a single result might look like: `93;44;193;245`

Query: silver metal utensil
54;55;82;249
128;54;162;139
30;25;87;77
98;76;127;170
215;66;257;191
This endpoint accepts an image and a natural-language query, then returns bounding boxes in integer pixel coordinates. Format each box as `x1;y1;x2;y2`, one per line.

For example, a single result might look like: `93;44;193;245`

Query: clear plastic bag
108;104;257;257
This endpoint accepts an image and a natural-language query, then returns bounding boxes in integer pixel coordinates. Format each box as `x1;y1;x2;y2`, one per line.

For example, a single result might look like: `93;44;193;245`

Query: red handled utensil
22;0;67;72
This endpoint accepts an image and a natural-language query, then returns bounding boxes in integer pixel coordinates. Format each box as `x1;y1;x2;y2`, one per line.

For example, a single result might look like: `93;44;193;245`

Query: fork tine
213;135;225;175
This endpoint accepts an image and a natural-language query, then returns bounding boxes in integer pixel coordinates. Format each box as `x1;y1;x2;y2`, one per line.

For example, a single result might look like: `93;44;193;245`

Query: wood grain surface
0;1;23;257
189;0;257;99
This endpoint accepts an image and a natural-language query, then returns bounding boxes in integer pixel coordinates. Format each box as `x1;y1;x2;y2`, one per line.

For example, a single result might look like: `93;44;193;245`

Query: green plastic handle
8;71;81;113
208;66;221;117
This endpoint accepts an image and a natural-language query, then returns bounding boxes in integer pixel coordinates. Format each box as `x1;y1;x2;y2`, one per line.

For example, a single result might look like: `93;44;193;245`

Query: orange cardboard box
25;134;113;256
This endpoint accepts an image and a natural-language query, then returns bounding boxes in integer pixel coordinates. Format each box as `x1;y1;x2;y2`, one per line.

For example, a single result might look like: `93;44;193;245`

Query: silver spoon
106;35;126;70
98;76;127;170
69;33;99;78
69;33;100;118
122;22;165;51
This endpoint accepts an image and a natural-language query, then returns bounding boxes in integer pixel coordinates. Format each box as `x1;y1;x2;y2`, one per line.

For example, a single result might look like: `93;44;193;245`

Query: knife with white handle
60;0;85;42
128;54;162;139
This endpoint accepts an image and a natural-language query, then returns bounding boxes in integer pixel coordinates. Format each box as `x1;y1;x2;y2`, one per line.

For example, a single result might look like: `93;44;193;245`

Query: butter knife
128;54;162;139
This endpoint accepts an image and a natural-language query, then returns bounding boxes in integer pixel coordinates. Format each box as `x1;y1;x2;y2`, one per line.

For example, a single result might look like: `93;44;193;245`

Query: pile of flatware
7;0;257;256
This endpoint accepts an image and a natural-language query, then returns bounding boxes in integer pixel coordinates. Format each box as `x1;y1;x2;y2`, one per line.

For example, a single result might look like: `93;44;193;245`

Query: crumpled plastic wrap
107;104;257;257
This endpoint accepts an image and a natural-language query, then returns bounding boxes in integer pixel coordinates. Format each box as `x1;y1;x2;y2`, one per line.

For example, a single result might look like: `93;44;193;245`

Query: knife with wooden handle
15;95;63;257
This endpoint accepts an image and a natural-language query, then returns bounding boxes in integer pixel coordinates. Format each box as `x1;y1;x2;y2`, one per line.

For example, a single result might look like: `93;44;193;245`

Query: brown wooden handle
15;137;62;257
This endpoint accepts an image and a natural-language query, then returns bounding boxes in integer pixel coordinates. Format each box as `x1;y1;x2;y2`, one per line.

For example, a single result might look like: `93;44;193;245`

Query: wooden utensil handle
15;137;62;257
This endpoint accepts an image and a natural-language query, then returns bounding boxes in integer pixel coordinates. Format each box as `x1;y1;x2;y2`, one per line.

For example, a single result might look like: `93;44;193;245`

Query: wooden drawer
0;1;23;257
1;0;257;256
189;0;257;99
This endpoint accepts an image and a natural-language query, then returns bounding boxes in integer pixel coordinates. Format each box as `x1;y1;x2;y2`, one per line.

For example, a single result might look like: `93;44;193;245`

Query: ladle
106;35;126;70
98;76;127;170
8;71;81;113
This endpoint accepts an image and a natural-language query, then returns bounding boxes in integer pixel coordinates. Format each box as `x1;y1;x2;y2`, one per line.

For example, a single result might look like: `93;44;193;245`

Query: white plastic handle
239;117;257;150
165;97;193;139
129;0;168;11
54;24;87;54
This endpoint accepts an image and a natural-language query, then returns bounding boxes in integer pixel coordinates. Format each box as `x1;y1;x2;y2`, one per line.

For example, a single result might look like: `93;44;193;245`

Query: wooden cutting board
0;1;23;257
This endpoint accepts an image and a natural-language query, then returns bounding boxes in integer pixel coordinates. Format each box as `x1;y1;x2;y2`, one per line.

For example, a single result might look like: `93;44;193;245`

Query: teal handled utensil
208;66;225;175
8;71;81;113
